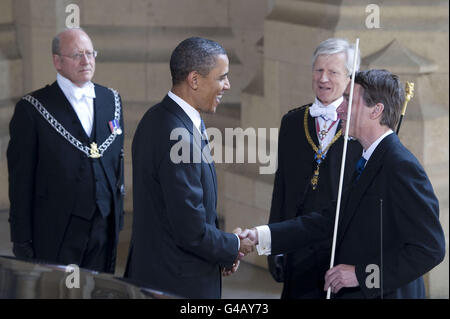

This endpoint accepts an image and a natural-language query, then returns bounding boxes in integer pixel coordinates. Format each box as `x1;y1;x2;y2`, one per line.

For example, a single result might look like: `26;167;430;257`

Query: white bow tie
309;102;338;121
73;84;96;101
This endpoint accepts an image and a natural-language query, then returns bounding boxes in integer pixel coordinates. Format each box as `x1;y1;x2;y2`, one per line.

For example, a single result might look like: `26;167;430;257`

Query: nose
80;53;90;64
319;71;329;83
224;77;231;90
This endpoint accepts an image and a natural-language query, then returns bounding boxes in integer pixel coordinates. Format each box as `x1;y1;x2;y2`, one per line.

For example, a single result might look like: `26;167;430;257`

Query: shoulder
15;83;55;113
23;83;56;100
93;83;120;98
282;103;312;121
384;135;424;174
286;103;311;116
279;103;312;130
137;100;175;133
93;82;110;91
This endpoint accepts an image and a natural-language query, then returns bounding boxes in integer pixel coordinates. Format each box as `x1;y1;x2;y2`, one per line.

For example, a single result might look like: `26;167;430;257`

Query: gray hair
170;37;227;86
312;38;361;76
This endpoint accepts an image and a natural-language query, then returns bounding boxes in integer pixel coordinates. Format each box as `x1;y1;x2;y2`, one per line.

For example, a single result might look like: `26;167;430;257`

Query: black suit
7;81;124;273
125;95;238;299
268;105;362;298
269;133;445;298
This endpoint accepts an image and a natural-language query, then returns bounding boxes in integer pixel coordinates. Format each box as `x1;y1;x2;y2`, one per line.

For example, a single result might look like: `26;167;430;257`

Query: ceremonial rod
326;38;359;300
395;82;415;134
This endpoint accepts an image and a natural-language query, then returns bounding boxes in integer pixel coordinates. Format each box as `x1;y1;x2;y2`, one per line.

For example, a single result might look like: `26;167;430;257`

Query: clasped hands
223;228;359;294
222;227;258;276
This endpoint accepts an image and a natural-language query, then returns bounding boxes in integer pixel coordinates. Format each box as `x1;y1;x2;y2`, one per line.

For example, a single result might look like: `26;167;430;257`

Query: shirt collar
56;73;96;101
310;96;343;121
168;91;202;134
312;96;343;112
362;130;394;161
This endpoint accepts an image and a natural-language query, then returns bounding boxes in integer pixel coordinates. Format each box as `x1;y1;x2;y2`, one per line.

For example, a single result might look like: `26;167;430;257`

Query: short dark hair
355;69;405;130
170;37;227;86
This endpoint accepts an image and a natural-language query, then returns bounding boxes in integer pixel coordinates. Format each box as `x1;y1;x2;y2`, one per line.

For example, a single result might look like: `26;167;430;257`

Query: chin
210;103;219;113
77;77;92;84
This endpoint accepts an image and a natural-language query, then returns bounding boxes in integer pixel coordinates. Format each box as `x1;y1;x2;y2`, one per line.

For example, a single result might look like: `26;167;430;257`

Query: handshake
222;227;259;277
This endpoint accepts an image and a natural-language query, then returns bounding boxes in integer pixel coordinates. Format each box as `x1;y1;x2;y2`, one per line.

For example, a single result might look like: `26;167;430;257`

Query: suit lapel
307;111;320;147
163;95;196;135
336;134;395;243
163;95;218;201
93;85;111;144
325;120;344;190
46;82;90;143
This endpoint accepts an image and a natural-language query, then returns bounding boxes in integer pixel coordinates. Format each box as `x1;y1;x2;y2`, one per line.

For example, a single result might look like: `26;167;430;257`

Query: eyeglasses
58;50;98;61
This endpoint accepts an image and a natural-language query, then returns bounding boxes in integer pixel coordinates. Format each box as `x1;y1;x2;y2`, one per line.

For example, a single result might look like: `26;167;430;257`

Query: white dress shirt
168;91;202;135
57;73;96;137
255;129;394;256
361;130;393;163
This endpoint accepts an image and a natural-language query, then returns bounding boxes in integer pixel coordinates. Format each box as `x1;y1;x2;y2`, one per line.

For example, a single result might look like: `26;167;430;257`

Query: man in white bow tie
8;28;125;274
267;38;363;298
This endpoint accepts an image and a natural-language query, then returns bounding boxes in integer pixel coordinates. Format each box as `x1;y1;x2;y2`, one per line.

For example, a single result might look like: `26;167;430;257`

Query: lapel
324;119;344;190
162;95;218;201
336;133;396;244
307;110;320;148
93;85;111;144
47;82;90;143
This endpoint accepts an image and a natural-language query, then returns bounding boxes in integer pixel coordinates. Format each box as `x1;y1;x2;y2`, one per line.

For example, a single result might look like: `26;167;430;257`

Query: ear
53;54;62;71
187;71;199;90
370;103;384;120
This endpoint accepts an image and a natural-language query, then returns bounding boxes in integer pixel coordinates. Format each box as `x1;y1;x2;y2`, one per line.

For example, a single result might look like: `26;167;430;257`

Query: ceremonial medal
304;107;342;190
316;118;338;141
109;119;122;135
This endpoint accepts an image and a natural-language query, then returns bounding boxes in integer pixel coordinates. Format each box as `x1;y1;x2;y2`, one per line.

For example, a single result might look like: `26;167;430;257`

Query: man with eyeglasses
7;28;125;274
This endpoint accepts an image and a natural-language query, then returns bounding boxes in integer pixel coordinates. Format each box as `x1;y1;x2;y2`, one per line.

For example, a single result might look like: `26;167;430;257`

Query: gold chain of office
304;106;342;190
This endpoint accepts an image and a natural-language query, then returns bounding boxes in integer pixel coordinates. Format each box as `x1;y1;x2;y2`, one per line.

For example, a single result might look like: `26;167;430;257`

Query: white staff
327;38;360;299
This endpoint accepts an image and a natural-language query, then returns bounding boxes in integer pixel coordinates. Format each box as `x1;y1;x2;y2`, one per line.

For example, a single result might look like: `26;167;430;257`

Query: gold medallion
89;142;101;158
311;167;320;190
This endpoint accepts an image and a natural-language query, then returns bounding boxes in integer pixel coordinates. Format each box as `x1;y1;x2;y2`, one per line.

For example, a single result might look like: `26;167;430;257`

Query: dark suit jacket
268;105;362;298
125;95;238;299
7;81;124;270
269;133;445;298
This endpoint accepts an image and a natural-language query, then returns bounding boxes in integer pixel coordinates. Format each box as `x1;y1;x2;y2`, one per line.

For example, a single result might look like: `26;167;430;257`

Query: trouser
80;208;114;273
59;207;115;274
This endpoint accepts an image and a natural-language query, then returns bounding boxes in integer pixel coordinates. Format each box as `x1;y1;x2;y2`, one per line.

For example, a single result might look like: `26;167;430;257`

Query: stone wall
0;0;23;209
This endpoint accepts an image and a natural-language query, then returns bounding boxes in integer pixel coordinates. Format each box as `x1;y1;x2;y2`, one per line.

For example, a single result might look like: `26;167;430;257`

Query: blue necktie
200;119;209;145
355;157;367;181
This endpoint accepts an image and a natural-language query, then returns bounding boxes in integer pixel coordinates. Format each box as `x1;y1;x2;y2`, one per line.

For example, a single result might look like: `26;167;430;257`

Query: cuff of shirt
234;233;240;250
255;225;271;256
